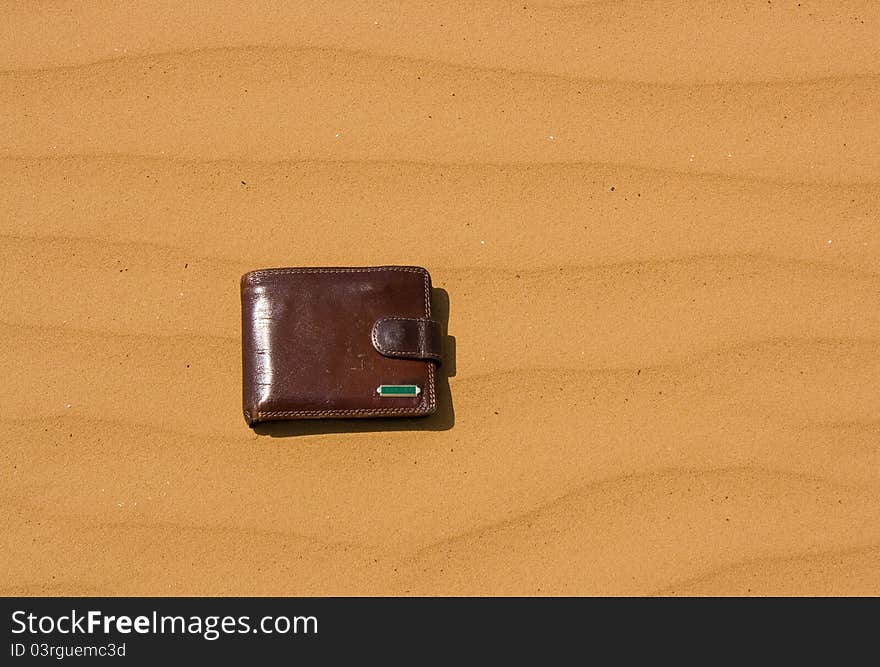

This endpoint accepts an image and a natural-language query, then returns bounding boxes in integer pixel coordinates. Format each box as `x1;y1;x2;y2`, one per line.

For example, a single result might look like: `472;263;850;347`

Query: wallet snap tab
371;317;442;364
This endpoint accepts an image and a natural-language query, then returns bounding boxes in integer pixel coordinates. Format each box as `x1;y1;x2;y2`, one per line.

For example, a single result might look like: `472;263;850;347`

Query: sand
2;2;879;596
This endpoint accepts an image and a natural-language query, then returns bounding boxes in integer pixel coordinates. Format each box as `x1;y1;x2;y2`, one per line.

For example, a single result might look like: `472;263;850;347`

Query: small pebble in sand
66;404;71;409
827;240;833;244
548;135;555;140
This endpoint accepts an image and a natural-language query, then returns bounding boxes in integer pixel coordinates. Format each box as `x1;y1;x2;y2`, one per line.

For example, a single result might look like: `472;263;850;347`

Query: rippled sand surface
2;2;878;595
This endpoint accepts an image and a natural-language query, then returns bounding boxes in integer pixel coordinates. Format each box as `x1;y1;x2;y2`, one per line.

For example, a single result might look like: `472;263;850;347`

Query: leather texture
241;266;440;425
371;317;442;363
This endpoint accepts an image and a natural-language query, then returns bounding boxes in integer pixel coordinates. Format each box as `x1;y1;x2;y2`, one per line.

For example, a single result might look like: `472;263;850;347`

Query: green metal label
376;385;421;397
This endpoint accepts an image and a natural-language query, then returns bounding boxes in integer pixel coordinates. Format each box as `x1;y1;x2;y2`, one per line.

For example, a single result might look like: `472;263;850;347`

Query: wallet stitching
371;317;441;361
244;266;427;283
248;267;435;419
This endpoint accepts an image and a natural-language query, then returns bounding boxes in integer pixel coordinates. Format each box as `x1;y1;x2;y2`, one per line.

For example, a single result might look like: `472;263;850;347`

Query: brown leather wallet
240;266;441;425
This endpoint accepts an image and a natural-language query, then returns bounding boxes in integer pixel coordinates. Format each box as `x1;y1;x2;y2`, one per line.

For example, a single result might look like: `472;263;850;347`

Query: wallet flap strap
371;317;442;364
